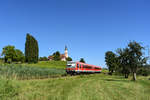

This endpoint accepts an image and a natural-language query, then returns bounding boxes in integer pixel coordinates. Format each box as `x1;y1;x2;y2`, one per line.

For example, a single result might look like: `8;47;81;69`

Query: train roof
67;61;101;68
76;61;102;68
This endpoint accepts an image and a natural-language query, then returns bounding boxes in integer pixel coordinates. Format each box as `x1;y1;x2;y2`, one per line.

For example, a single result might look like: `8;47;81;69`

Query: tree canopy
66;57;72;61
53;51;61;61
79;58;85;63
2;45;24;63
105;51;118;74
25;33;39;63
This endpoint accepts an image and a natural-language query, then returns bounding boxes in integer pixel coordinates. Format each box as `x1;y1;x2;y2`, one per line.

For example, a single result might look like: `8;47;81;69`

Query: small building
48;46;68;61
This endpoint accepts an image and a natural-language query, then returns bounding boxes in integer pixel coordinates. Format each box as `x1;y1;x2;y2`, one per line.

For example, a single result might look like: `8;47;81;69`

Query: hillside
20;61;67;69
0;61;66;80
0;61;66;69
1;73;150;100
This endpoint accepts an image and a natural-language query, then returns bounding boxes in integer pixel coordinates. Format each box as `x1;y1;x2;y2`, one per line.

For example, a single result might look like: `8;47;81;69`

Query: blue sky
0;0;150;67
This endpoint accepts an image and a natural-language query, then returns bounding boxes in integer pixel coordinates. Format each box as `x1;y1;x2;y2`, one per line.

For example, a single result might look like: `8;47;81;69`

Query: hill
1;73;150;100
20;61;67;69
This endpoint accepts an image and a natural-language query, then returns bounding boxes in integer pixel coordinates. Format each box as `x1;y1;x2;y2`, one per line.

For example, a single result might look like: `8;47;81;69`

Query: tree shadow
102;78;130;83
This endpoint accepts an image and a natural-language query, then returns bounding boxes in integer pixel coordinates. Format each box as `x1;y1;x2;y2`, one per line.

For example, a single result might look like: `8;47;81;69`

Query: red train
66;61;102;75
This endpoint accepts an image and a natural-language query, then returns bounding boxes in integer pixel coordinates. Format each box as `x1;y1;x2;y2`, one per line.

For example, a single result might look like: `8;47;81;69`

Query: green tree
127;41;146;81
25;33;39;63
14;49;25;63
2;45;25;63
79;58;85;63
39;56;48;61
53;51;61;61
105;51;118;75
66;57;72;61
2;45;16;63
117;48;130;78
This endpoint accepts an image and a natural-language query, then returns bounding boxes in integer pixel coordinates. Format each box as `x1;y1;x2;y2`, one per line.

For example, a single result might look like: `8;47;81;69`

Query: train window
77;64;79;68
95;67;100;70
80;64;82;68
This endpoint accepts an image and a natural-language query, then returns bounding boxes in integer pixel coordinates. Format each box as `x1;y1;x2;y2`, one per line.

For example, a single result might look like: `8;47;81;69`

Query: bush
39;57;48;61
66;57;72;61
137;67;150;76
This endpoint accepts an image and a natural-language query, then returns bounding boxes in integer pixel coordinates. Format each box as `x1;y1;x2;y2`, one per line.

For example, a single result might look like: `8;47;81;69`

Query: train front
66;61;76;74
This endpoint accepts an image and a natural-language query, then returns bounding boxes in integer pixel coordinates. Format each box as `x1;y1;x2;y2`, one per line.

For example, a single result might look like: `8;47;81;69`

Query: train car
66;61;102;75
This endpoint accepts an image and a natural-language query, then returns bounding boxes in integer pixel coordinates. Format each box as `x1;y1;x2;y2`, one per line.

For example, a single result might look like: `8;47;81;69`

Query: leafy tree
39;56;48;61
105;51;118;75
25;33;39;63
79;58;85;63
2;45;25;63
2;45;16;63
127;41;146;81
66;57;72;61
117;48;130;78
53;51;61;61
14;49;25;63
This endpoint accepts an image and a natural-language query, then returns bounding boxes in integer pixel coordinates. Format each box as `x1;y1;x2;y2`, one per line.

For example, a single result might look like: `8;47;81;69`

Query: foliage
25;33;39;63
53;51;61;61
116;48;131;78
2;45;25;63
79;58;85;63
105;41;147;81
137;65;150;76
127;41;146;81
13;49;25;63
2;45;16;63
39;56;48;61
105;51;118;74
66;57;72;61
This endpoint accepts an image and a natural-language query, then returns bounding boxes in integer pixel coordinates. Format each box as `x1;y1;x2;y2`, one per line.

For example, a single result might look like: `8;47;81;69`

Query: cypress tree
25;33;39;63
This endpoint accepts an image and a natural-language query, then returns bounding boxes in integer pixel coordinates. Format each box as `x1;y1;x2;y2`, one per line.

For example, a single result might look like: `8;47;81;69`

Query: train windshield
67;61;76;68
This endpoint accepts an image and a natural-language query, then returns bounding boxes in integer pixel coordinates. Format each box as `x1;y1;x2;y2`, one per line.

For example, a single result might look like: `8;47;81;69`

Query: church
48;46;68;61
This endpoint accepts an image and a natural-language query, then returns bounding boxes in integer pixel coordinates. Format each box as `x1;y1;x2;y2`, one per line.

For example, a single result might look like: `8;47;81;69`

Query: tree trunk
133;72;136;81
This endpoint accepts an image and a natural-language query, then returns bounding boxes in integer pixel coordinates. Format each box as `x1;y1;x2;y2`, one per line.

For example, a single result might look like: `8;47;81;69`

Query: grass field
1;73;150;100
19;61;67;69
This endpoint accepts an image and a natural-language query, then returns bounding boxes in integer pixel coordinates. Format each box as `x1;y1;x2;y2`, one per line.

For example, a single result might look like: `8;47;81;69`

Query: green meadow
0;73;150;100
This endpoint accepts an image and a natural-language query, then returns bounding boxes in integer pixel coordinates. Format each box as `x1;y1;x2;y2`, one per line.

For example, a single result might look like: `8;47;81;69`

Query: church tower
65;45;68;58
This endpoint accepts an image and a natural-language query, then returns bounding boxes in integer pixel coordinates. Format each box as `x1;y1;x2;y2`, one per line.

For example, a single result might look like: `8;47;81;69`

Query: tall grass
4;74;150;100
0;77;19;99
0;64;66;80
